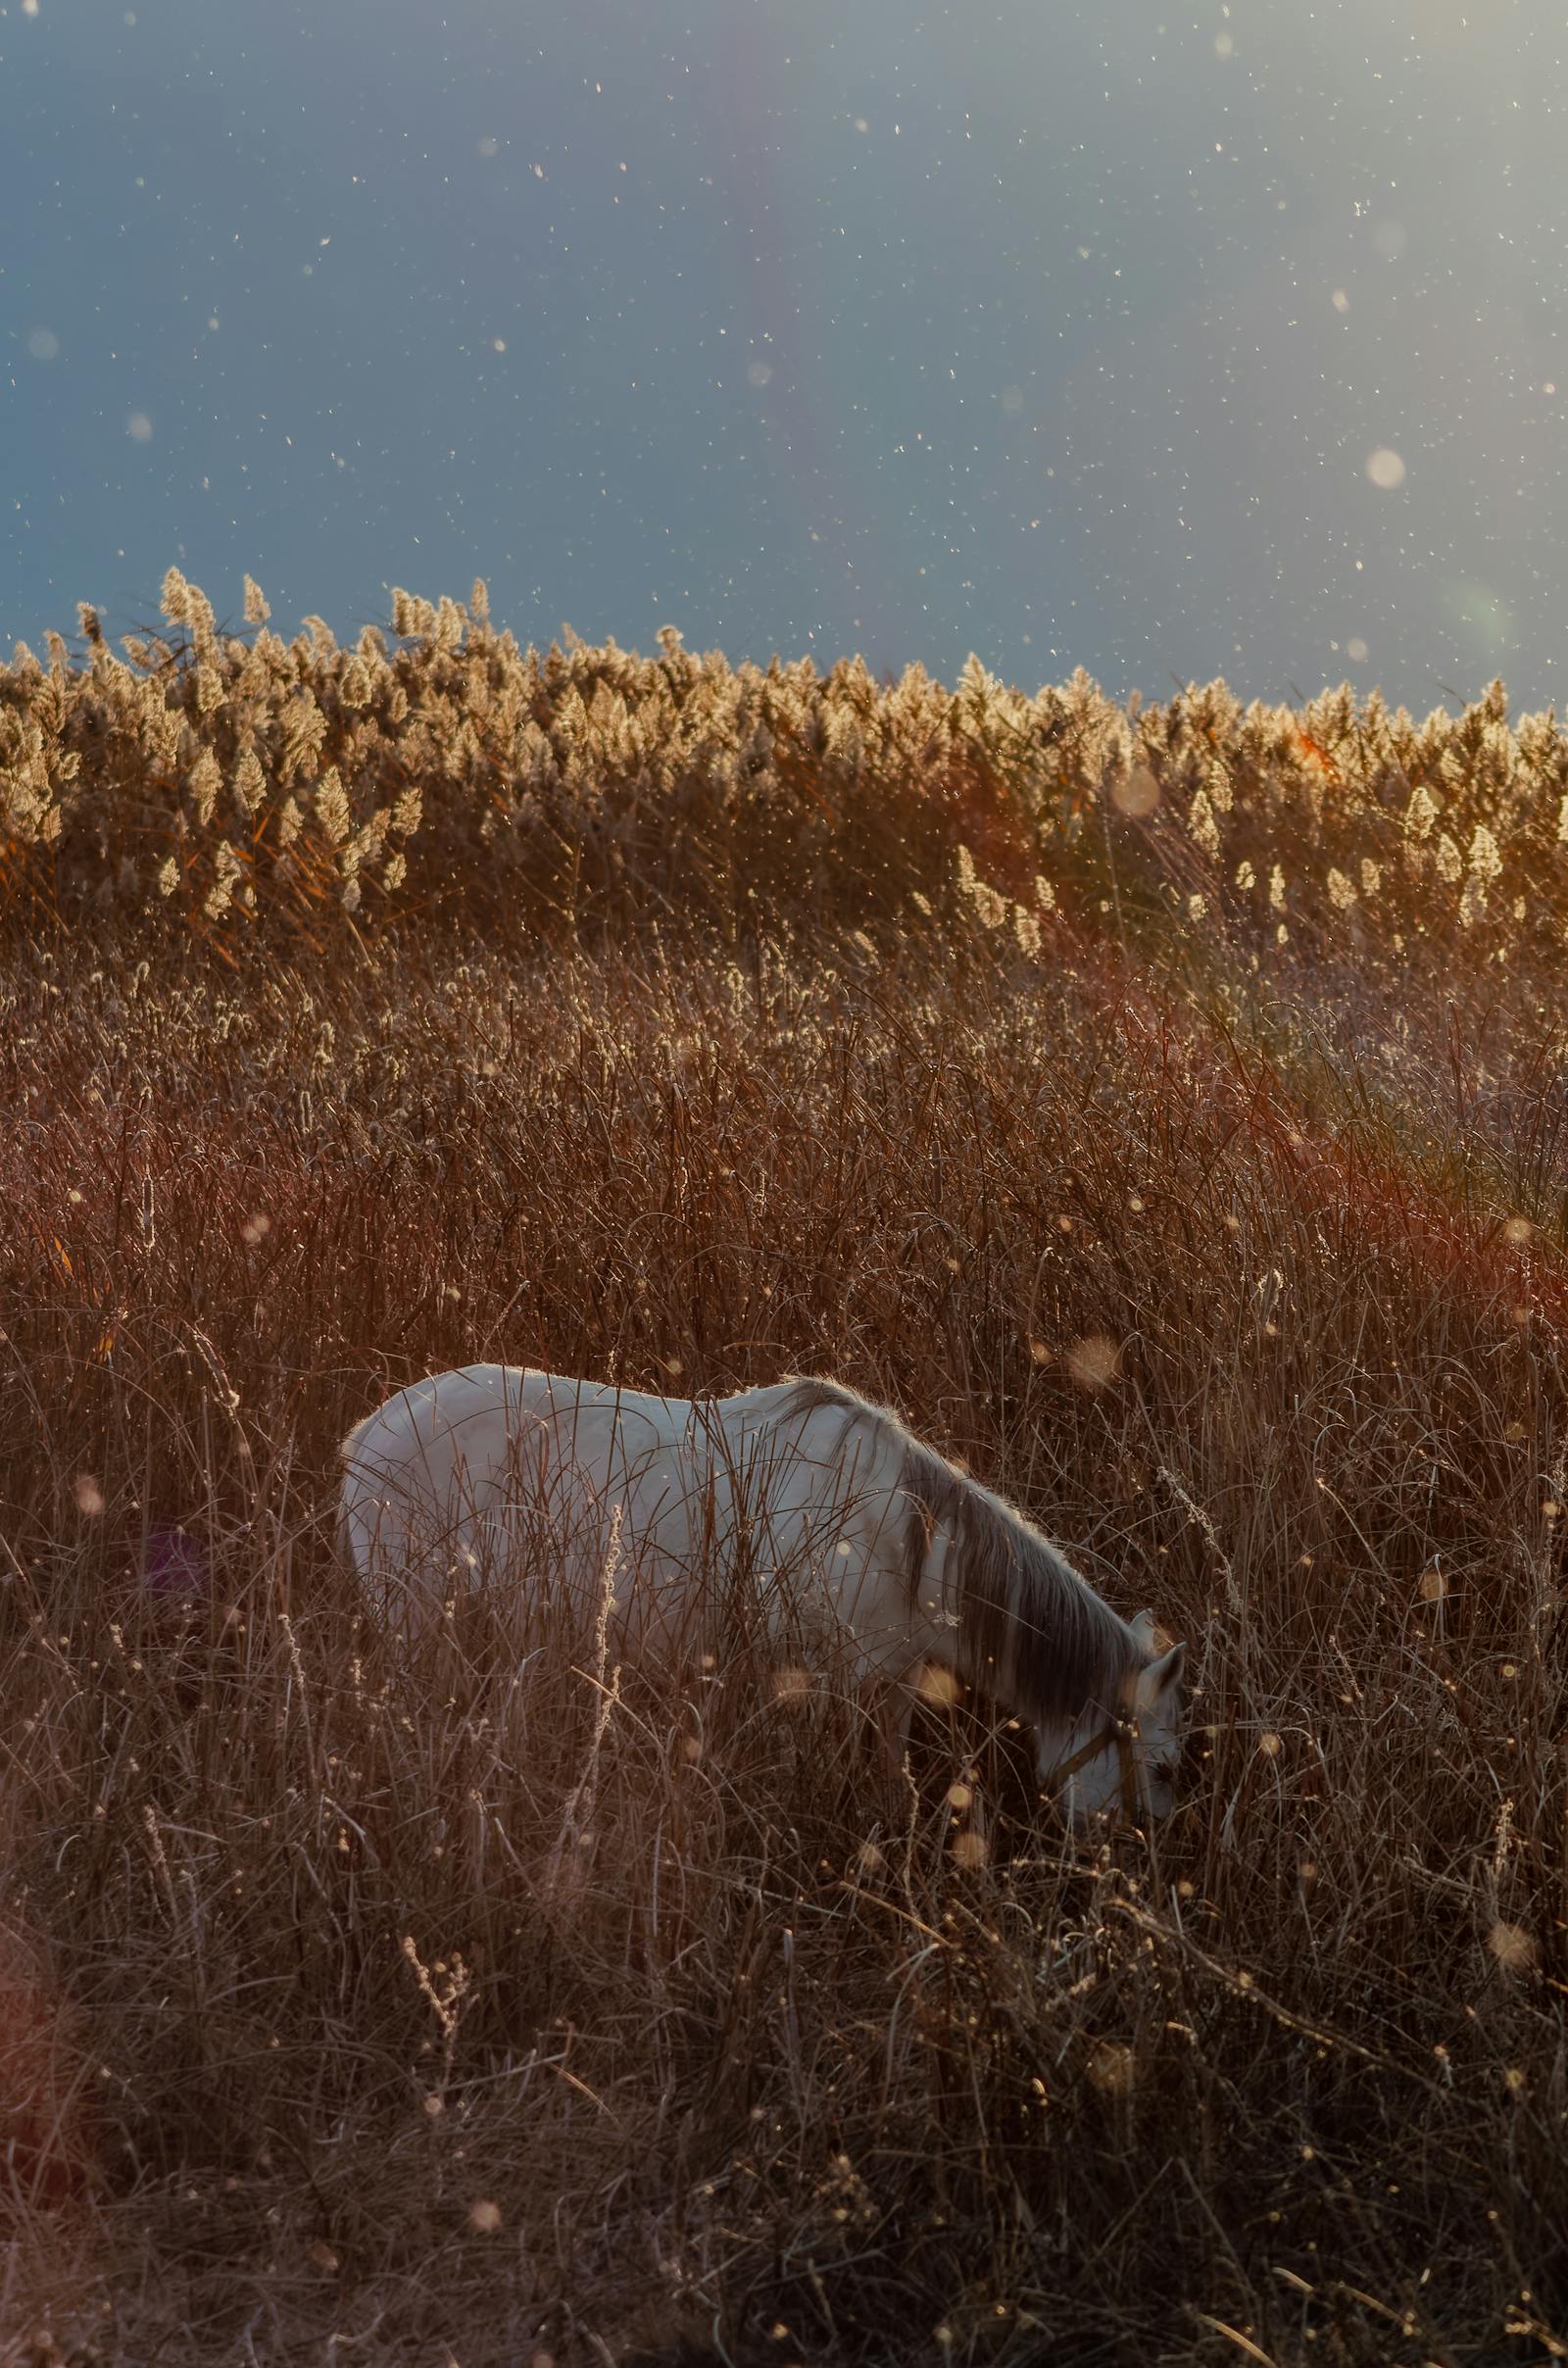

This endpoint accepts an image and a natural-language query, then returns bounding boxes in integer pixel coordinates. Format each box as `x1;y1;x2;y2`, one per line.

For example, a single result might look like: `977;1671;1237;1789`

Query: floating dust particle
1066;1333;1121;1392
74;1475;105;1516
468;2198;502;2233
1489;1922;1539;1973
1111;763;1160;817
917;1662;961;1708
1088;2040;1135;2096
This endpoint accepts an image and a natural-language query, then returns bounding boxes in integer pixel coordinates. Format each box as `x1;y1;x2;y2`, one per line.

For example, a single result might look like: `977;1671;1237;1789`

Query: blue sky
4;0;1563;708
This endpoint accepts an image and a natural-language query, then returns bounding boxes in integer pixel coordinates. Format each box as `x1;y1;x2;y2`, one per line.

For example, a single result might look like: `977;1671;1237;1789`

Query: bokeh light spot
1066;1333;1121;1392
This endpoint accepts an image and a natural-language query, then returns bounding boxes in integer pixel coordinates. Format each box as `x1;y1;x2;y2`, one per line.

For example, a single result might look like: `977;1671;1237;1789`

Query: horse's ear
1130;1607;1156;1646
1137;1640;1186;1704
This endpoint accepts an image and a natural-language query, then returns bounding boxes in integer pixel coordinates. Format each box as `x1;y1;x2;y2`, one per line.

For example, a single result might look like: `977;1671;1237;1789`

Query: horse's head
1043;1609;1187;1827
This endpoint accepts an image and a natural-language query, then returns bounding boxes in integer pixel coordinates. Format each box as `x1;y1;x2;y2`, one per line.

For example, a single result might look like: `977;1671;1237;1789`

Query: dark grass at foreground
0;921;1565;2368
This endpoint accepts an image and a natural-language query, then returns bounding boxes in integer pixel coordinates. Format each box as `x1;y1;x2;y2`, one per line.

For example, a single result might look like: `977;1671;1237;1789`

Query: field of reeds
1;578;1565;2367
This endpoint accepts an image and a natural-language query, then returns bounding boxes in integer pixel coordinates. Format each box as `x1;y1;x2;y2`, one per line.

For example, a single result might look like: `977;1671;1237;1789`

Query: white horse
338;1366;1187;1825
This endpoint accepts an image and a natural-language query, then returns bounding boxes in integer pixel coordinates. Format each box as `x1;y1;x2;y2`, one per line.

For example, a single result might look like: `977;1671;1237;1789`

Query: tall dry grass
5;571;1568;994
0;584;1565;2364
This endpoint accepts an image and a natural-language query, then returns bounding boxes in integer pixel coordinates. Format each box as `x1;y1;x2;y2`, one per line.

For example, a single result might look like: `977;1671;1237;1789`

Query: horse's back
339;1364;702;1617
343;1363;671;1475
338;1365;912;1661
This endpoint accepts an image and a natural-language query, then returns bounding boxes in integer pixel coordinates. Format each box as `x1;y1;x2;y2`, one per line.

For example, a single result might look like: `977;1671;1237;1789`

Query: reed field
1;577;1565;2366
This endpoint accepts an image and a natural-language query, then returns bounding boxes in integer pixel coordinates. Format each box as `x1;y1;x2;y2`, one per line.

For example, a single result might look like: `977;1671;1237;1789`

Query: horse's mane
773;1376;1141;1724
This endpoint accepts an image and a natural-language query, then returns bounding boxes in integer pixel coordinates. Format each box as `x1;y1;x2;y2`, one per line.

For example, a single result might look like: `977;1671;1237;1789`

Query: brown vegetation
4;570;1568;979
0;585;1565;2364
